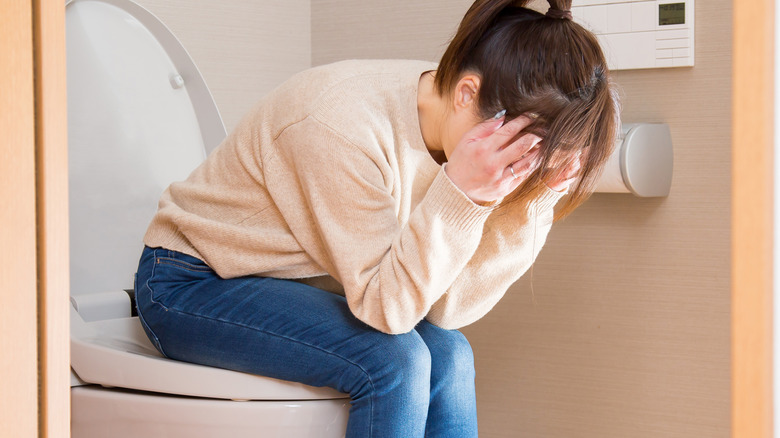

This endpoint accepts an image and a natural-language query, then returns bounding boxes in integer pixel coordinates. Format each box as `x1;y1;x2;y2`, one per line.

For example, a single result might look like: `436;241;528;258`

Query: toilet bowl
66;0;350;436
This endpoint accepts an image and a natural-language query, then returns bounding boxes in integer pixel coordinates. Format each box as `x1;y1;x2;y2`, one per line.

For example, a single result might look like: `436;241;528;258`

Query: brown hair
436;0;619;220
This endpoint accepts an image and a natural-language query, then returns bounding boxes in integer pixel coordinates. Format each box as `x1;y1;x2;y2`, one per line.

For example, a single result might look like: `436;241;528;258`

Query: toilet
66;0;350;436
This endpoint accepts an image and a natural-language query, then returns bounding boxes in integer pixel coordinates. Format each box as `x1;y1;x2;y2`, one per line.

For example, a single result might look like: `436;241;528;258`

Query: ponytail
545;0;573;20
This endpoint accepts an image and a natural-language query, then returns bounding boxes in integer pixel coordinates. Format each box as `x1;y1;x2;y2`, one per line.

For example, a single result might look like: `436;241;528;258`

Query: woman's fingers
505;148;542;181
566;153;583;177
462;113;507;144
444;113;546;204
499;132;543;166
548;176;578;193
462;113;538;156
547;151;583;192
489;115;535;149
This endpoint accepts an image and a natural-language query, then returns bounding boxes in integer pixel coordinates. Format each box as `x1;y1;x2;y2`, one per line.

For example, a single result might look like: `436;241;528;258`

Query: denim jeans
135;246;478;437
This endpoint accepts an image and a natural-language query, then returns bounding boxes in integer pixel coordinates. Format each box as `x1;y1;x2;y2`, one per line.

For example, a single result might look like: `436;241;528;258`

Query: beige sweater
144;59;563;334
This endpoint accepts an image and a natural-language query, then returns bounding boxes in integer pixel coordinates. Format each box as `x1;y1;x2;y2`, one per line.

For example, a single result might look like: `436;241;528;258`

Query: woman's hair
436;0;620;220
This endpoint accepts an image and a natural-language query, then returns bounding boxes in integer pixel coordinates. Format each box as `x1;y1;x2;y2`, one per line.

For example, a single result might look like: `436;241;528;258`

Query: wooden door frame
34;0;70;436
1;1;40;435
732;0;774;437
0;1;70;436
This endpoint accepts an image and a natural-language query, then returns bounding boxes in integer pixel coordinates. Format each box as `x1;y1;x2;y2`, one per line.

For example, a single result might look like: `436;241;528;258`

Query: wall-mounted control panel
571;0;694;70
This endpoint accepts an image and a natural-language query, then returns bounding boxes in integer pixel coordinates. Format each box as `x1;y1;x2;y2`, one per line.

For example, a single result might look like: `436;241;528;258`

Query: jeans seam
139;249;171;357
136;302;168;357
146;252;169;310
158;302;375;435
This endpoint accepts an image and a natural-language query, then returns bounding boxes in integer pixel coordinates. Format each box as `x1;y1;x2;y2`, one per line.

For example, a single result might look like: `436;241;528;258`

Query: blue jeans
135;246;478;437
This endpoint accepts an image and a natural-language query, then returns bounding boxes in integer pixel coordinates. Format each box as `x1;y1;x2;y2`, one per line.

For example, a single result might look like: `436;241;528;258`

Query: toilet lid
67;0;226;296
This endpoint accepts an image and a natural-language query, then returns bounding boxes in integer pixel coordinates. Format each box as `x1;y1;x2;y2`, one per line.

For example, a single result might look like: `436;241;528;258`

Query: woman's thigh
134;246;429;396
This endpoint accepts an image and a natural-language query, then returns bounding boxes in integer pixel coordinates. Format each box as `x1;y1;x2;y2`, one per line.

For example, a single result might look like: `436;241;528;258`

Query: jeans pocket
154;255;214;274
135;247;215;357
144;250;214;308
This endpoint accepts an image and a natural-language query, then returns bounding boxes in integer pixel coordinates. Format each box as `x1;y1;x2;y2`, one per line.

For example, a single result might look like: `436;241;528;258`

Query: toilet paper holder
594;123;673;197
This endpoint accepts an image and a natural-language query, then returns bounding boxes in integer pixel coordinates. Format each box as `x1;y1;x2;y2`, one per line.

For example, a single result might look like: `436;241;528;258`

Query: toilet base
72;386;350;438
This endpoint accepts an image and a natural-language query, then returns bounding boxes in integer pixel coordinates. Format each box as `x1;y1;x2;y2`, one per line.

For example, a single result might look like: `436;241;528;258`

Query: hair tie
546;7;573;20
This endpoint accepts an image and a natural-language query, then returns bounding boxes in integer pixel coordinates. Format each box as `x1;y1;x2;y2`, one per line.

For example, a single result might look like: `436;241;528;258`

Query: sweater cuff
426;165;494;233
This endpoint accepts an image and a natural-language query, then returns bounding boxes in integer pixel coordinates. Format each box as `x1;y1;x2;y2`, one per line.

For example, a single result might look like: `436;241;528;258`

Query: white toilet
66;0;350;436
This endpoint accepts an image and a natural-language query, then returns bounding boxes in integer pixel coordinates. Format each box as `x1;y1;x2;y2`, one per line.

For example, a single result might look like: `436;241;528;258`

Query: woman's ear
452;74;481;113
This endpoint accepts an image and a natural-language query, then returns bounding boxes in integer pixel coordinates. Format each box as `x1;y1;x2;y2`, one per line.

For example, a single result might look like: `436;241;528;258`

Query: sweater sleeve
268;116;494;334
425;187;565;329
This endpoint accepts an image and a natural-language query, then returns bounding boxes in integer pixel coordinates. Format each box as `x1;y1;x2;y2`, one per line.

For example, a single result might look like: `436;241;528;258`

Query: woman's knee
351;331;432;398
418;324;475;379
381;331;432;381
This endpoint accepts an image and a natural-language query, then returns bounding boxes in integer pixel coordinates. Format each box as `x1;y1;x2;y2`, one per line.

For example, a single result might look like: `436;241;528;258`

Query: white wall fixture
572;0;695;70
594;123;674;197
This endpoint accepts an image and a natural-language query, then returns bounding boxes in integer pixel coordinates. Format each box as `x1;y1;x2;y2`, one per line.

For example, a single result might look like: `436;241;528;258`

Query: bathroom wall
313;1;731;437
312;0;469;66
134;0;311;133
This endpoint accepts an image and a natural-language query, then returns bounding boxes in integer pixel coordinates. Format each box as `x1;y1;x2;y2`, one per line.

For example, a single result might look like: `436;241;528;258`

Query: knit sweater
144;59;564;334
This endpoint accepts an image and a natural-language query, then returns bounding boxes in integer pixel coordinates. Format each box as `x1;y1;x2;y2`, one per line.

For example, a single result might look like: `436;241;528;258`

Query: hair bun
546;0;573;20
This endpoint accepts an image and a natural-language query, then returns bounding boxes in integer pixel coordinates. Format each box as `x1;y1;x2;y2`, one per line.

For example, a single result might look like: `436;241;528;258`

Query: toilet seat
70;298;349;437
71;295;346;401
67;0;349;435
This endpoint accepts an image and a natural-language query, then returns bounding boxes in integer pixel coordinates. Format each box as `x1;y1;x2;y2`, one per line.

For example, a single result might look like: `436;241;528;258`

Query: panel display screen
659;3;685;26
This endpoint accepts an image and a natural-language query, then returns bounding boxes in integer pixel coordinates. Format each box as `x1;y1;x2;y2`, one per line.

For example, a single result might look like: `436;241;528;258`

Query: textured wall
312;0;472;66
135;0;311;133
313;1;732;437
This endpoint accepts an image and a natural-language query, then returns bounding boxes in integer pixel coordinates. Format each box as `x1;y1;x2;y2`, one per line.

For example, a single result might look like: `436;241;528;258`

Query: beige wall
312;0;471;66
313;1;732;437
135;0;311;133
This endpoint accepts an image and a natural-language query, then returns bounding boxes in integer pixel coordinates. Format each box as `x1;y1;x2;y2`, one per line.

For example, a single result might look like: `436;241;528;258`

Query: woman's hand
445;115;543;204
547;151;582;193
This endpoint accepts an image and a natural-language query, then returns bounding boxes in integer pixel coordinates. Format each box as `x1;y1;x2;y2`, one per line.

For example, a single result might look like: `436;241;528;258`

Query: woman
134;0;618;436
